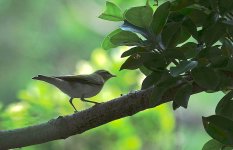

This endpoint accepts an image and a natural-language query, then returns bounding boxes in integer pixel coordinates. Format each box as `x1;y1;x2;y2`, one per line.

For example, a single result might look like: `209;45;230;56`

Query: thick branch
0;84;203;149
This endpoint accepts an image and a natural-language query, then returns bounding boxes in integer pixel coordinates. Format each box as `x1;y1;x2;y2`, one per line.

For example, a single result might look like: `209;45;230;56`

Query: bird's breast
62;82;103;98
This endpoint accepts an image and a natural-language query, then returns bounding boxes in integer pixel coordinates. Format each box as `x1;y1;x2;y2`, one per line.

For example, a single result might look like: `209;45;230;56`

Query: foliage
0;48;175;150
99;0;233;149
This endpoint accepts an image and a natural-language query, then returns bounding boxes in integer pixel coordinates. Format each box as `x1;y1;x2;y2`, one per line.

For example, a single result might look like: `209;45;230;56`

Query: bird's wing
54;75;103;85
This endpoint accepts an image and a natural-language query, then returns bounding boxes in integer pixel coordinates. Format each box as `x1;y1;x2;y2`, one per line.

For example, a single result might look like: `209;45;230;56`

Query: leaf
163;48;186;60
209;56;228;68
162;22;190;48
139;66;152;76
124;5;153;28
216;91;233;120
185;8;208;27
150;75;182;105
170;60;198;77
221;58;233;72
151;1;171;34
173;83;192;109
201;22;227;46
110;30;143;46
143;54;167;70
182;17;198;40
98;1;123;21
219;0;233;15
120;52;158;70
102;29;121;50
178;42;199;59
120;21;150;39
120;54;143;70
221;38;233;57
202;115;233;146
191;67;220;90
170;0;196;11
141;71;163;90
202;139;232;150
121;47;146;58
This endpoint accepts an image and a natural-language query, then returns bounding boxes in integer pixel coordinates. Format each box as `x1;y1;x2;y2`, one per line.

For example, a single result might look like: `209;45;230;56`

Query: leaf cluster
99;0;233;148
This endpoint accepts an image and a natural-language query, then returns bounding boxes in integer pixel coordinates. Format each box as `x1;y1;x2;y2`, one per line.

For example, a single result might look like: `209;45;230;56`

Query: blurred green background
0;0;225;149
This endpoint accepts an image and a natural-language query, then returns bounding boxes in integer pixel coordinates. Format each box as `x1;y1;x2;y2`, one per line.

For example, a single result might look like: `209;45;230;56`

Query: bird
32;70;116;112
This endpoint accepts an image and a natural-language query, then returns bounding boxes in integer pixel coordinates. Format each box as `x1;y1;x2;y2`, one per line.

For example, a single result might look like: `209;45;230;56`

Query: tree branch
0;84;203;149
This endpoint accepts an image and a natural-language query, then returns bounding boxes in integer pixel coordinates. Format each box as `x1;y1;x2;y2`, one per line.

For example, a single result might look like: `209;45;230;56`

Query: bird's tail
32;75;57;85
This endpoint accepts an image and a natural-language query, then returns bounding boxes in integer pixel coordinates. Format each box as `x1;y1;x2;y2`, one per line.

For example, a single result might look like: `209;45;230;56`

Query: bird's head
94;70;116;81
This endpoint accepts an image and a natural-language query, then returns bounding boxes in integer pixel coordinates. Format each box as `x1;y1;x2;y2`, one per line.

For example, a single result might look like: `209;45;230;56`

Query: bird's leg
80;95;101;105
69;97;78;112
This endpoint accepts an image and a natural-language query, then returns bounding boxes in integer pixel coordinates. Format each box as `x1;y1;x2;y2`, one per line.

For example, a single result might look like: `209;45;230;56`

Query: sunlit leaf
102;29;121;50
99;1;123;21
124;5;153;28
151;1;171;34
110;30;143;46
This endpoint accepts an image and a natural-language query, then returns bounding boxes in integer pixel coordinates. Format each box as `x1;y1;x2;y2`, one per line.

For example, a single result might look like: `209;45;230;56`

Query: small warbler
32;70;116;111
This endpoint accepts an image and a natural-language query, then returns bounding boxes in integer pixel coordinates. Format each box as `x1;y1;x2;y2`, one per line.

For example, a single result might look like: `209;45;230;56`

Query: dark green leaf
120;54;143;70
202;139;232;150
120;21;149;39
191;67;220;90
216;91;233;120
141;71;163;90
170;60;198;77
120;52;160;70
198;46;222;59
173;83;192;109
221;58;233;72
221;38;233;57
219;0;233;15
143;54;167;70
186;8;208;27
163;48;186;60
151;1;171;34
121;47;146;58
183;17;198;40
124;5;153;28
201;22;227;46
99;1;123;21
179;42;199;59
217;71;233;90
110;30;143;46
162;22;190;48
102;29;121;50
150;75;182;106
203;115;233;146
139;66;152;76
209;56;228;68
171;0;196;11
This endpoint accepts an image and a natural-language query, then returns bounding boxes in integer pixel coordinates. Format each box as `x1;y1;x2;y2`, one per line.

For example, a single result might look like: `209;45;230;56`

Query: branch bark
0;84;203;149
